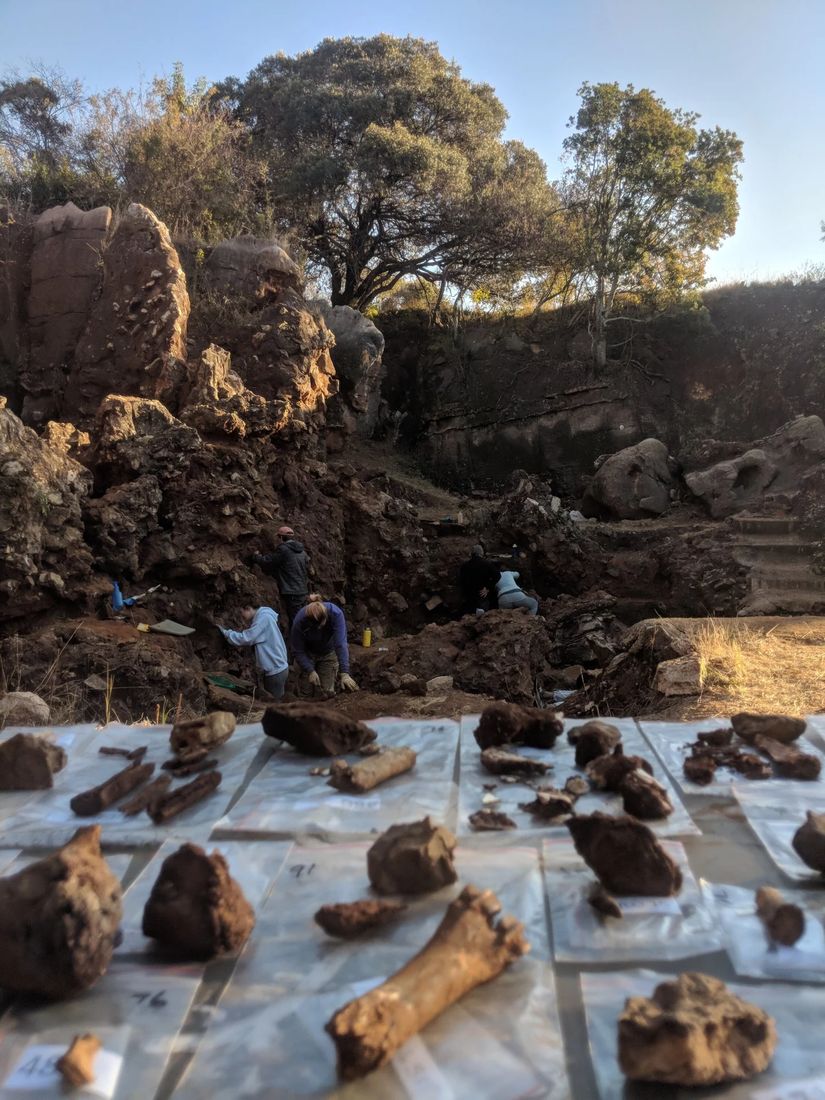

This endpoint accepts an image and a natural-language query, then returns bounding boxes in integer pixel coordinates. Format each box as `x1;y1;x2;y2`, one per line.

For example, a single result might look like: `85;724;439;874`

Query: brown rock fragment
567;812;682;896
755;885;805;946
570;721;622;766
564;775;590;798
792;810;825;873
0;732;67;789
314;900;407;938
70;760;155;816
618;973;776;1085
326;885;529;1080
474;701;562;750
162;756;219;778
697;727;733;747
262;703;377;755
586;746;652;791
142;843;255;958
118;775;171;816
171;711;235;762
328;746;416;792
731;752;772;780
754;734;821;779
468;809;518;831
367;818;457;895
732;712;806;745
0;826;122;998
480;746;550;777
520;788;577;821
57;1033;101;1087
683;755;717;785
618;770;673;820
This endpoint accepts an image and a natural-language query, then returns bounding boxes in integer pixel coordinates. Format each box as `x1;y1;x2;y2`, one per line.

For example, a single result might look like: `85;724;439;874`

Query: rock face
68;203;189;425
142;843;255;958
0;690;51;726
205;238;302;300
0;404;94;619
312;303;386;437
582;439;676;520
22;203;111;425
685;415;825;518
0;732;66;787
0;826;122;998
619;973;776;1086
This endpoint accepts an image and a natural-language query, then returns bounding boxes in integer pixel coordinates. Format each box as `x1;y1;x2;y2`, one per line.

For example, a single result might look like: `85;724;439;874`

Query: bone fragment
57;1033;101;1086
71;760;155;816
315;900;407;938
755;885;805;946
149;770;222;824
328;747;416;792
171;711;235;761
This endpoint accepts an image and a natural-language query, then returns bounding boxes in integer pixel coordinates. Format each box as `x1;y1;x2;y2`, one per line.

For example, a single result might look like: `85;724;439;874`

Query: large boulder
92;396;201;484
205;238;302;299
0;691;50;727
68;204;189;424
21;203;111;425
0;403;94;619
311;303;385;436
685;416;825;518
581;439;676;520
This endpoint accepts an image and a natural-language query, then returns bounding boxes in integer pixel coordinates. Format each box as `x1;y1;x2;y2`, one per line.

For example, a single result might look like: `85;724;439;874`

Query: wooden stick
71;761;155;816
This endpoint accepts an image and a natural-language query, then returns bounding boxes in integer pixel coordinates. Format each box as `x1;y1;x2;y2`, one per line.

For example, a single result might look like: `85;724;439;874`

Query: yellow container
362;627;372;648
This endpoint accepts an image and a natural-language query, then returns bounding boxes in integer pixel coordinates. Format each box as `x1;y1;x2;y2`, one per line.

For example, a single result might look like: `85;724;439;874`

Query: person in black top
253;525;309;627
459;544;501;616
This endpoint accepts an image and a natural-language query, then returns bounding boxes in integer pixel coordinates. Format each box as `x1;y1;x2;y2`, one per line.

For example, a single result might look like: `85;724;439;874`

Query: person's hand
308;670;321;688
340;673;359;693
479;587;488;598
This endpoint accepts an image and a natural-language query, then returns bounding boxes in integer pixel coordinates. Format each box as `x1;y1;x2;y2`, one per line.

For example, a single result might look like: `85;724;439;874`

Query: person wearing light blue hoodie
495;570;539;616
219;605;289;700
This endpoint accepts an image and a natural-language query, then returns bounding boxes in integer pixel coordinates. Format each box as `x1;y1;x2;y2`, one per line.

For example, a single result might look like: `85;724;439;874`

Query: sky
2;0;823;284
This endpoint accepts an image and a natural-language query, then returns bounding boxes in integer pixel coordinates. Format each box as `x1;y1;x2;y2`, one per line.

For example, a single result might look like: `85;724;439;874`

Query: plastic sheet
640;719;825;798
0;722;268;849
457;716;698;840
581;968;825;1100
0;724;100;829
543;837;721;963
706;880;825;983
116;839;290;954
805;714;825;752
735;782;825;881
214;719;459;840
0;961;202;1100
174;843;569;1099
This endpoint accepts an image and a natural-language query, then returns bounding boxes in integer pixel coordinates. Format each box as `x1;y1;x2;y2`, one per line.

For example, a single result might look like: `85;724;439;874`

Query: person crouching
291;594;359;697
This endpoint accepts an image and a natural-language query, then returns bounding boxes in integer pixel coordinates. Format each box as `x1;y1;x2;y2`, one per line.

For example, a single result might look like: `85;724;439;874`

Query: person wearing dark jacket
254;525;309;626
459;544;501;615
291;595;359;697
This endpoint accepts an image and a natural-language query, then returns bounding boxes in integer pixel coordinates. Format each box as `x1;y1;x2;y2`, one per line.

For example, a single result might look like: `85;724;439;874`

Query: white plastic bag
706;880;825;983
458;716;698;840
214;719;459;841
0;961;202;1100
735;782;825;881
544;837;721;962
0;722;268;849
582;968;825;1100
174;843;568;1099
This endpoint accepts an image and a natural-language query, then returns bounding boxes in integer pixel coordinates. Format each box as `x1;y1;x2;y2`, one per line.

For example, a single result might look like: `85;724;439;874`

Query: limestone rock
653;654;702;696
92;395;200;485
0;732;66;787
22;203;111;424
581;439;676;520
0;826;122;998
206;237;302;299
68;203;189;424
619;973;776;1086
0;690;51;726
312;303;386;436
142;843;255;958
0;406;94;617
367;818;457;895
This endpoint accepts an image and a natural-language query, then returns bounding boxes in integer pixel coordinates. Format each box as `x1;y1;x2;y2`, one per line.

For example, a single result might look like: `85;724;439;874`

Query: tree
561;82;743;368
222;35;559;309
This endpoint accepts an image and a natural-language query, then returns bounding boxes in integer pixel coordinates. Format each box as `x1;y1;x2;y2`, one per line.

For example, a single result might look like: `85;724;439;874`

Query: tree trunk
592;277;607;370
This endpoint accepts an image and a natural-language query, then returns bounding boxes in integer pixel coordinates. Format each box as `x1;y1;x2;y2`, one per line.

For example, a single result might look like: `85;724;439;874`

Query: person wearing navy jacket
291;594;359;697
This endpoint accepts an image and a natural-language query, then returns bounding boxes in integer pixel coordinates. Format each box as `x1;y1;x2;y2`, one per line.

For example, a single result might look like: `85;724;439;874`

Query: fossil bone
57;1033;101;1087
328;746;416;792
171;711;235;762
753;735;821;779
755;885;805;946
71;760;155;816
315;900;407;938
480;746;550;776
148;769;222;824
119;775;172;816
326;885;529;1079
468;809;517;831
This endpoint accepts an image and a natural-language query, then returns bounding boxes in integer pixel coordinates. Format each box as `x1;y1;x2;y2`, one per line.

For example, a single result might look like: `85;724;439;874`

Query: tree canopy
221;35;560;308
561;81;743;366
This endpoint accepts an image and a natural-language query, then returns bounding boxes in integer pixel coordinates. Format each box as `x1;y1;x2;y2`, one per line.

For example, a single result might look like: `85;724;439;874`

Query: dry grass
685;618;825;719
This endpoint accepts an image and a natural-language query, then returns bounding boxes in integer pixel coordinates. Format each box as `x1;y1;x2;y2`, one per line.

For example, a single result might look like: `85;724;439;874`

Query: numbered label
130;990;168;1009
289;863;317;881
